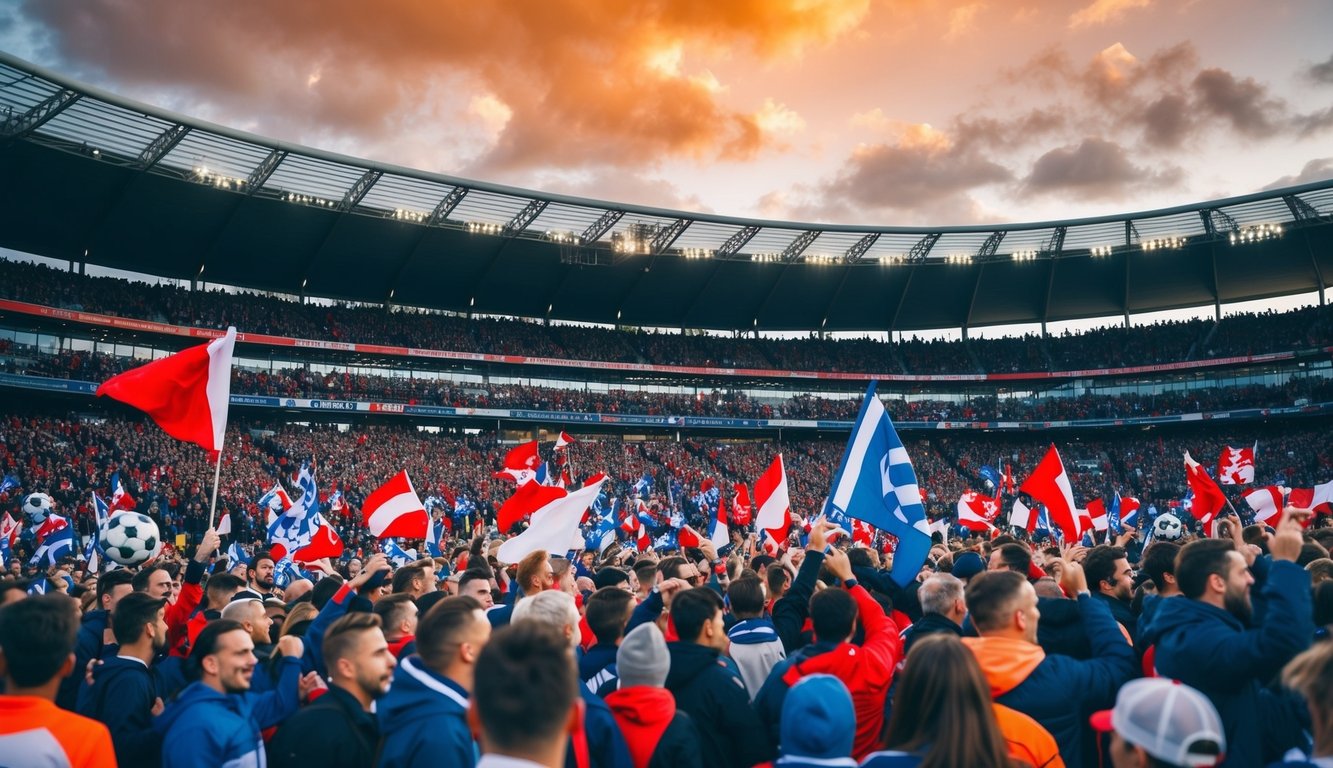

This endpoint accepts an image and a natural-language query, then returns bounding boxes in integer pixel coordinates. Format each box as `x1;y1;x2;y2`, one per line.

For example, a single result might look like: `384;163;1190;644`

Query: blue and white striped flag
91;492;110;529
0;474;19;495
272;555;301;588
382;538;416;568
823;382;931;587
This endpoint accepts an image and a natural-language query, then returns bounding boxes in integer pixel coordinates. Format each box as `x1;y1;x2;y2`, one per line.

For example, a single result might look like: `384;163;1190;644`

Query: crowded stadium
2;9;1333;768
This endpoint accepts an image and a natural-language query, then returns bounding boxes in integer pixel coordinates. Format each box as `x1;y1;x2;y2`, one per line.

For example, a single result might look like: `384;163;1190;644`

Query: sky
2;0;1331;228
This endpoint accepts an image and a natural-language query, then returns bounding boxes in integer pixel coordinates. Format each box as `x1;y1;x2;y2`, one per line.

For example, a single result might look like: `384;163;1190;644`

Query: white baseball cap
1090;678;1225;767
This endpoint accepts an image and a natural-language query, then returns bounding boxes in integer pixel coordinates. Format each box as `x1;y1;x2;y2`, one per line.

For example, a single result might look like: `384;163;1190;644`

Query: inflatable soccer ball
1151;513;1185;542
99;512;162;566
22;492;53;526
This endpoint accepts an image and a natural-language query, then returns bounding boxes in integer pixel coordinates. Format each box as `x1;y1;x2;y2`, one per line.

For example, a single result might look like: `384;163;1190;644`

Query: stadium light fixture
681;248;713;259
465;221;503;235
1090;245;1114;257
1011;250;1037;262
805;253;836;265
611;227;652;255
750;252;779;263
193;165;245;191
878;254;906;266
545;230;582;244
392;208;427;223
1142;236;1186;251
1229;223;1283;245
944;253;972;265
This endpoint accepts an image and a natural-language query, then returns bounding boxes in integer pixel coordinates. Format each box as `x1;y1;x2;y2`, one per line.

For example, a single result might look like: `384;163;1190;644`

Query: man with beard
221;598;275;664
77;592;169;768
1083;545;1138;641
239;554;277;601
155;620;305;768
267;613;396;768
1142;507;1313;767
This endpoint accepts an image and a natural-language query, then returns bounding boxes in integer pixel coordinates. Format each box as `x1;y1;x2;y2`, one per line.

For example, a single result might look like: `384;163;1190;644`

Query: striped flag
363;470;428;539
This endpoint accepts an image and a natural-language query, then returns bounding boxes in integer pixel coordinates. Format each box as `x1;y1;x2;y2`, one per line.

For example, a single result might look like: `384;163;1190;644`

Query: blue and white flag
823;382;930;587
227;542;247;567
979;465;1002;492
91;491;110;529
587;495;618;554
424;514;445;558
83;533;100;574
1035;505;1055;538
1108;491;1123;534
0;473;19;495
272;555;300;589
30;515;75;566
633;474;652;499
268;464;321;554
383;538;416;568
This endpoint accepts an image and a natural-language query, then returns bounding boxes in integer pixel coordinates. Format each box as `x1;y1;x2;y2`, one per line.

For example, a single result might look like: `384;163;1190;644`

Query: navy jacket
1143;559;1313;767
377;655;477;768
568;685;634;768
267;684;378;768
666;642;774;768
58;608;110;710
580;642;619;694
155;655;301;768
77;654;161;768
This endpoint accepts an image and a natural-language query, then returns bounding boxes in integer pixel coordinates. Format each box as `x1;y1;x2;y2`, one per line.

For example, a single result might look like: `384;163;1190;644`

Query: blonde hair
512;590;581;648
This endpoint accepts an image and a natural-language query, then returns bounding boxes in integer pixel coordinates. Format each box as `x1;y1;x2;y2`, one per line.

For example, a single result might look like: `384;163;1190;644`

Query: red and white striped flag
753;455;790;540
957;491;999;532
1242;486;1284;526
1019;445;1080;540
554;431;576;450
362;470;428;539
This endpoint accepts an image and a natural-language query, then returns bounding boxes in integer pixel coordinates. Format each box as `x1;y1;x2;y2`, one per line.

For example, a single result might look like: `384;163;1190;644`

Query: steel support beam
649;219;691;255
717;225;761;258
1043;226;1066;256
245;149;287;193
1283;194;1321;223
340;169;381;211
977;231;1006;261
580;209;624;243
907;233;941;263
1;88;79;138
842;233;880;263
781;230;821;263
136;124;190;170
428;187;468;226
503;199;548;236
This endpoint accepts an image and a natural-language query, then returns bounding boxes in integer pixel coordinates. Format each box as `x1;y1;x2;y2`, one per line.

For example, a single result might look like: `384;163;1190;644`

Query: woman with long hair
861;634;1055;768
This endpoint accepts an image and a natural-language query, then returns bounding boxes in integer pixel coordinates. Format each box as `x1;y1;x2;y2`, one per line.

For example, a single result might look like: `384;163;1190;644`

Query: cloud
1308;53;1333;85
1069;0;1152;28
17;0;870;175
945;3;985;40
1261;158;1333;190
1191;68;1284;138
1020;137;1182;199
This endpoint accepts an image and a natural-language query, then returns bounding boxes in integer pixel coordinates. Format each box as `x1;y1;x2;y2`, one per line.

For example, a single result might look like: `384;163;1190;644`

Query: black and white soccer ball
1151;513;1185;542
22;492;54;526
99;512;162;566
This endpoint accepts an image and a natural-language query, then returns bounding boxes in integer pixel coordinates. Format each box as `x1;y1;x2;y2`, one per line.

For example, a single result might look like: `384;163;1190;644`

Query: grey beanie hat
616;622;670;688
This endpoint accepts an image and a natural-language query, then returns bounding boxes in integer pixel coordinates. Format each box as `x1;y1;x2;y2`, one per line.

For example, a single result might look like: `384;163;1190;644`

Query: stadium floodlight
1229;223;1283;245
805;253;836;265
944;253;972;264
878;254;906;265
1142;236;1186;251
465;221;503;235
192;165;245;191
1011;250;1037;262
681;248;713;259
545;230;581;244
750;252;780;263
392;208;427;223
1090;245;1114;257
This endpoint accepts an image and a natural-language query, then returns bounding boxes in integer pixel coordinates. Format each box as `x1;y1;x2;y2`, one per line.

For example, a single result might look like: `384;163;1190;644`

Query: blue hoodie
377;655;477;768
154;656;301;768
776;674;857;768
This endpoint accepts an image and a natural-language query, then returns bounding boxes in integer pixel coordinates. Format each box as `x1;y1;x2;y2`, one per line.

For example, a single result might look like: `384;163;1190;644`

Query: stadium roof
1;52;1331;333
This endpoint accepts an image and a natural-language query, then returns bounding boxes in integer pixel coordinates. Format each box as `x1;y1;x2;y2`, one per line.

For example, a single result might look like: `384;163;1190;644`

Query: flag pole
207;439;223;530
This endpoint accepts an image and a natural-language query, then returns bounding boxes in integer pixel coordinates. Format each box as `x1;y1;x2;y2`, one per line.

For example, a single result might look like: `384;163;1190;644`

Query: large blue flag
0;474;19;495
823;382;930;587
383;538;416;568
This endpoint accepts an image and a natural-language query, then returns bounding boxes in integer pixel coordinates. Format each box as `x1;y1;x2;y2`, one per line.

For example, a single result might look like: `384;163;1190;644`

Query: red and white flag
731;483;752;527
362;470;428;539
554;431;576;450
1217;443;1256;485
1010;498;1035;532
0;512;20;550
292;524;345;562
1087;498;1108;532
494;441;541;485
497;480;567;534
96;327;236;452
753;455;790;539
1019;445;1080;540
1242;486;1285;526
957;491;999;532
1288;480;1333;516
1184;452;1228;533
497;478;605;565
215;513;232;537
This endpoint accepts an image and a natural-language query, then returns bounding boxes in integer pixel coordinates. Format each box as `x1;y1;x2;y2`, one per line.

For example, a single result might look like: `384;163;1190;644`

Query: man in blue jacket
1141;507;1313;767
155;619;304;768
378;595;489;768
77;592;168;768
59;569;135;710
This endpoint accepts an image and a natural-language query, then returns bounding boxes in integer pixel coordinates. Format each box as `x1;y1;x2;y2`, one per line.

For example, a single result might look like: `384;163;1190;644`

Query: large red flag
497;480;567;534
956;491;999;532
753;456;789;538
362;470;428;539
1184;452;1228;532
731;483;752;527
1216;444;1256;485
1019;444;1080;540
96;327;236;452
493;441;541;485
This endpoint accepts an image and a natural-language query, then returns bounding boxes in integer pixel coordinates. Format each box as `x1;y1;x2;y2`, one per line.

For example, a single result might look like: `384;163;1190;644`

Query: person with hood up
377;595;488;768
1139;507;1313;767
155;619;305;768
604;623;702;768
962;563;1135;766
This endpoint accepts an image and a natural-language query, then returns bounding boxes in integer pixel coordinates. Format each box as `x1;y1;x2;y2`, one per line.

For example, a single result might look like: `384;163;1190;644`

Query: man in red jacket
133;527;219;656
752;546;903;761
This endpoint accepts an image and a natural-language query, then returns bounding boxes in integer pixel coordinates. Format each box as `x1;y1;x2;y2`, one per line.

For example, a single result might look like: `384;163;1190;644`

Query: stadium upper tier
1;51;1332;333
1;260;1331;382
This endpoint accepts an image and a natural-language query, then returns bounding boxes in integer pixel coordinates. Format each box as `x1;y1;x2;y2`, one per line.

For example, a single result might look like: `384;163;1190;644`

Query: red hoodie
780;584;903;760
604;686;677;768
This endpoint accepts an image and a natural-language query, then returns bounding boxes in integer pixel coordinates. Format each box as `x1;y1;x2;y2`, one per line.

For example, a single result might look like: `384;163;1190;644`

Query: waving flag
823;382;930;587
30;514;74;566
425;512;445;558
258;483;294;517
708;490;730;551
291;524;344;562
271;556;302;589
1087;498;1108;531
494;441;541;485
979;465;1002;492
588;495;619;554
1242;486;1285;526
0;513;19;553
0;474;20;495
215;512;232;537
91;492;110;530
1034;505;1056;539
753;455;790;538
1010;498;1035;532
1118;494;1142;530
1184;452;1227;533
957;491;999;532
555;431;576;450
731;483;752;528
1288;481;1333;516
498;480;568;534
362;470;428;539
108;471;135;512
96;327;236;452
226;542;247;568
1217;443;1256;485
928;517;950;543
1020;445;1080;540
83;533;100;573
497;477;606;564
633;473;653;499
382;539;417;568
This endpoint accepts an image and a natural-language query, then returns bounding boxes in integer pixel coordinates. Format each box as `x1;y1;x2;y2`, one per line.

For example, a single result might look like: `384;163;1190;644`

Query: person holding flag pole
95;327;237;531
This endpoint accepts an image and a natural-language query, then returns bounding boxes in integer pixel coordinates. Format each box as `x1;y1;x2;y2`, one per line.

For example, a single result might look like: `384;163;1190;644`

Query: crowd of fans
4;342;1333;426
2;259;1330;375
